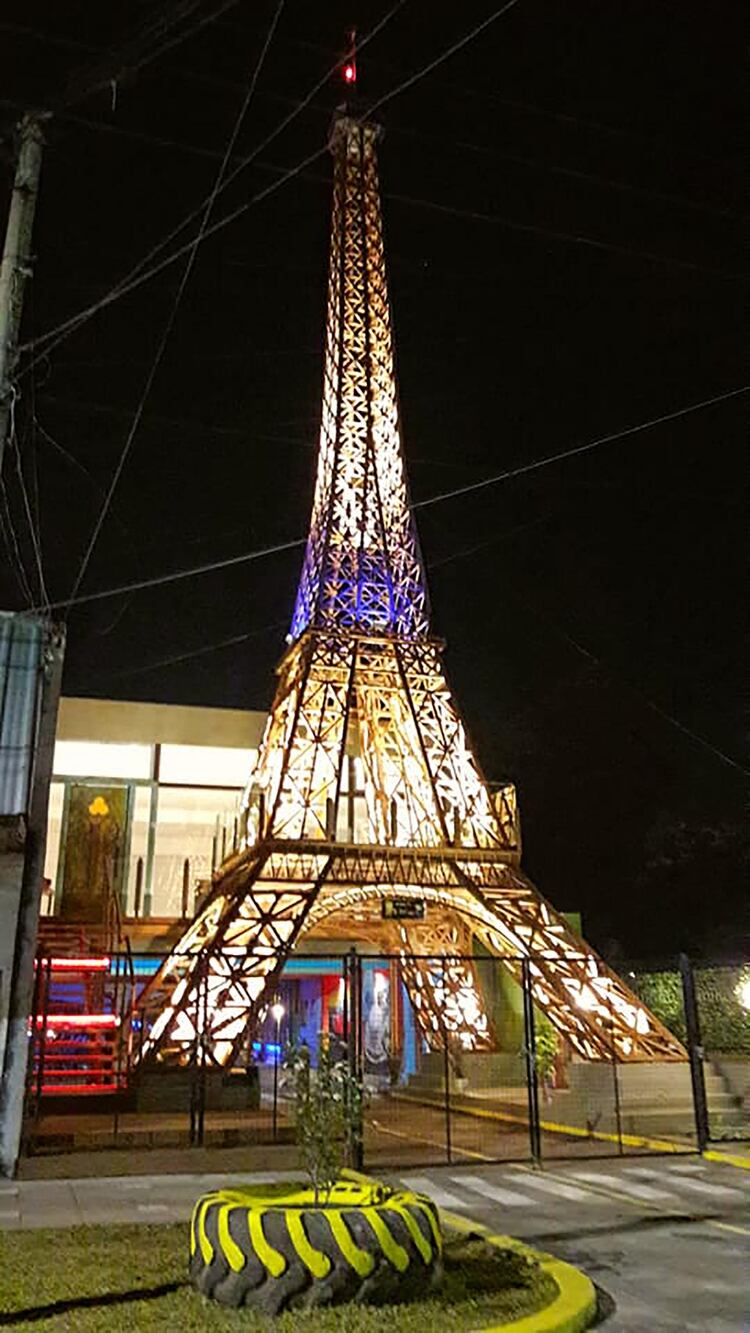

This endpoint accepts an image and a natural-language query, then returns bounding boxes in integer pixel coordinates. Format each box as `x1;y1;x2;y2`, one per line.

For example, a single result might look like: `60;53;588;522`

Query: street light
270;1001;285;1139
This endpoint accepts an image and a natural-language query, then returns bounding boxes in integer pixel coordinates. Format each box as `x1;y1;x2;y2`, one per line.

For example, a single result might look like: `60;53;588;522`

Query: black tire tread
189;1186;441;1313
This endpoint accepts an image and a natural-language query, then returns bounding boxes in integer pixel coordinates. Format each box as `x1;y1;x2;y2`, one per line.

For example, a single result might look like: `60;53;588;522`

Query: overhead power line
508;589;749;779
386;188;744;284
21;0;408;365
21;2;529;379
65;0;286;610
365;1;523;118
107;618;288;678
40;536;304;612
30;380;748;615
412;383;749;514
24;1;243;121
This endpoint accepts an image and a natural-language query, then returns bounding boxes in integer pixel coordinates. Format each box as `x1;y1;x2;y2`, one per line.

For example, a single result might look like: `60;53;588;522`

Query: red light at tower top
342;28;356;88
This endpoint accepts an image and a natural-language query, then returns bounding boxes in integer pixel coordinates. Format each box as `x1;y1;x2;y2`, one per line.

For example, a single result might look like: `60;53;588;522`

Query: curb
392;1088;690;1158
704;1147;750;1172
342;1169;597;1333
443;1210;597;1333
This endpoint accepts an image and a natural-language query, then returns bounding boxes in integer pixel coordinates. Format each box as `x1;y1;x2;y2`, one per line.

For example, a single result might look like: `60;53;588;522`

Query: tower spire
290;113;429;642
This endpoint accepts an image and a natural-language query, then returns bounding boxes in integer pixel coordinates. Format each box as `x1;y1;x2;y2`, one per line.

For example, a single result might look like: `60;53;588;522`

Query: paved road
2;1156;748;1329
396;1157;750;1332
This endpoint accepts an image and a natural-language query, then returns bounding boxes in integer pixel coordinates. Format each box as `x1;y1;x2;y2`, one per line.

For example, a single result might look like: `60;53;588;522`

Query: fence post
608;999;623;1155
348;949;364;1171
442;1017;453;1165
189;959;205;1148
199;960;209;1147
133;857;144;919
181;859;190;919
21;949;45;1158
521;958;542;1163
679;953;709;1152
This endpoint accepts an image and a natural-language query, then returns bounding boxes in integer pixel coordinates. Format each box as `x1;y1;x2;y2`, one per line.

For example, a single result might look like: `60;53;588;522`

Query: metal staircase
31;920;134;1100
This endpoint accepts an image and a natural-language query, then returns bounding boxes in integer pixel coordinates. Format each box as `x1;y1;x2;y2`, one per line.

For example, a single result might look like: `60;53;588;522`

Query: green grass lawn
0;1223;557;1331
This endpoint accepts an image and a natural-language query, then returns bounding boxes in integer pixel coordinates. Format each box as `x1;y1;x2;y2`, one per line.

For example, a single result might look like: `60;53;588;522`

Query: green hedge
631;967;750;1056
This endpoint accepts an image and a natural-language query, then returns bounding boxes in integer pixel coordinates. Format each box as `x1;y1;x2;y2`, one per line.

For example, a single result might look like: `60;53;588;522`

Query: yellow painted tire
189;1179;442;1313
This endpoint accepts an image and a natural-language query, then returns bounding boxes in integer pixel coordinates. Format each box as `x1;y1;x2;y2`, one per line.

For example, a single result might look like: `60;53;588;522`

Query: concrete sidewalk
0;1169;304;1229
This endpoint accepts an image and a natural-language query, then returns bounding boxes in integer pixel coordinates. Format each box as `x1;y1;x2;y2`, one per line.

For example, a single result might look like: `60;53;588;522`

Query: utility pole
0;618;65;1178
0;115;44;479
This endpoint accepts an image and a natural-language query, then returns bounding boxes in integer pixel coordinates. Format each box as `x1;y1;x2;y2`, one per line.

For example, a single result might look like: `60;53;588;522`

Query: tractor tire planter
189;1179;442;1314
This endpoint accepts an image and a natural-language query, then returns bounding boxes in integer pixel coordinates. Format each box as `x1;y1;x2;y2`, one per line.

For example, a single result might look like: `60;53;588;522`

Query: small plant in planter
285;1035;364;1201
189;1030;442;1313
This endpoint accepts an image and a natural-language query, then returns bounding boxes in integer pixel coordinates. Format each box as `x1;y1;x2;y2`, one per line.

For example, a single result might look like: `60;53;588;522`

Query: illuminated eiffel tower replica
139;110;684;1069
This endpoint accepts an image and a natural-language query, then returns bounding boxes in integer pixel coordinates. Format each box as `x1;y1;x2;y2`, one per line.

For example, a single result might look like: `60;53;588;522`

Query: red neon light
42;1084;120;1096
40;957;111;972
35;1014;119;1030
343;62;356;84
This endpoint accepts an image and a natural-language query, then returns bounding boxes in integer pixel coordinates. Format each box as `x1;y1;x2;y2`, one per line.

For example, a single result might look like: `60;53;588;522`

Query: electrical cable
39;535;304;613
22;118;739;395
107;618;288;678
12;436;49;610
387;124;735;221
412;383;749;513
30;379;749;615
6;300;51;609
365;0;522;119
65;0;286;611
20;95;734;222
21;1;526;374
385;187;744;284
0;475;34;606
21;1;408;364
506;589;749;779
51;0;244;118
4;388;49;607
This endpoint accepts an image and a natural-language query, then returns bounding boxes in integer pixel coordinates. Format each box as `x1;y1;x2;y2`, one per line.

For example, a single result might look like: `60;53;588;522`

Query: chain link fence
23;947;748;1164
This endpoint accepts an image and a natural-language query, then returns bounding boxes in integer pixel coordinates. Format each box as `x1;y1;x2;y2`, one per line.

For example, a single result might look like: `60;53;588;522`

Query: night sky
0;2;746;961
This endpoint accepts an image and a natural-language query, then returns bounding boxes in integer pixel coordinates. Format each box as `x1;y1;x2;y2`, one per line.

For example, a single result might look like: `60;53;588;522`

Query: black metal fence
22;948;750;1165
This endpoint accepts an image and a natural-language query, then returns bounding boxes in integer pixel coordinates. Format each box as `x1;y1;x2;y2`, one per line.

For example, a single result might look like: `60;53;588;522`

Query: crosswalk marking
512;1173;593;1203
401;1176;468;1209
451;1175;533;1206
628;1168;746;1201
568;1169;674;1200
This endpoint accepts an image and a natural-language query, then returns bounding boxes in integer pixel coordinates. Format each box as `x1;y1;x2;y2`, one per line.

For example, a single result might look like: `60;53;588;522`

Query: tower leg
138;854;333;1064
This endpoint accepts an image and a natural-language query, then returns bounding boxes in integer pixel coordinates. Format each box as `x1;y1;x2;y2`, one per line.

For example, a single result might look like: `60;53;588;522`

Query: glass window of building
158;744;255;788
151;786;239;917
53;740;153;780
126;785;152;915
42;781;66;913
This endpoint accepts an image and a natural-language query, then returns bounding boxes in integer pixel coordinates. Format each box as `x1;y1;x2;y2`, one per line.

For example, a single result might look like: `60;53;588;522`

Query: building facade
43;697;265;924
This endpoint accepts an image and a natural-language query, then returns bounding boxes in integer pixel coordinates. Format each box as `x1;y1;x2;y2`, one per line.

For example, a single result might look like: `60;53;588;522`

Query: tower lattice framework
139;115;684;1068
